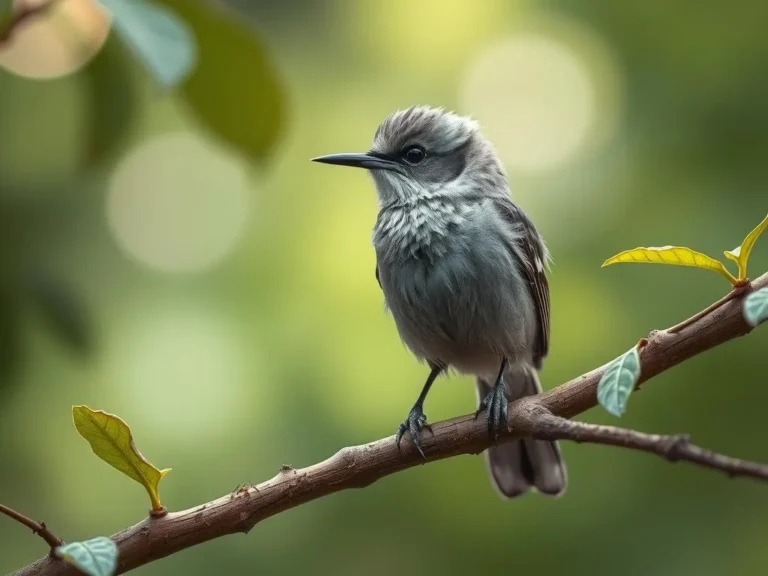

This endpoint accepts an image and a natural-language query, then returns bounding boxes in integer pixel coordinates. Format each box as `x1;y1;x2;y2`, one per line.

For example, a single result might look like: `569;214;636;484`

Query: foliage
100;0;286;159
603;246;738;284
596;345;641;417
72;406;171;513
724;214;768;281
603;213;768;286
0;0;285;389
55;537;118;576
154;0;286;161
99;0;196;90
744;287;768;327
599;211;768;417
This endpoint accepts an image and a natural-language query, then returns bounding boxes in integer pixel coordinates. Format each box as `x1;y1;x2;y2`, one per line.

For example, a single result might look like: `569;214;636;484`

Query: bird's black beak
311;152;404;174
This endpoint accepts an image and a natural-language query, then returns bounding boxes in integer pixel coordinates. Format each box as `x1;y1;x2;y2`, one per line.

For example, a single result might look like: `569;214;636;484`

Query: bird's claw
474;383;508;441
395;407;431;459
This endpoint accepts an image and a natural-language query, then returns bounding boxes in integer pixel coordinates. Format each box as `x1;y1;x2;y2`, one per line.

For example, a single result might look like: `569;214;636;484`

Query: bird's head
312;106;507;204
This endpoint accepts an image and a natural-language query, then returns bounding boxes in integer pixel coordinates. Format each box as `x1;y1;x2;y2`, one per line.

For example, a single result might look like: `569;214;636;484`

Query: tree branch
521;408;768;480
0;0;61;45
0;504;63;550
16;271;768;576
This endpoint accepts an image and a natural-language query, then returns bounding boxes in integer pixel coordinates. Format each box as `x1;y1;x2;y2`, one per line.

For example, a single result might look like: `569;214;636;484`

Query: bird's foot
475;382;509;441
395;406;432;459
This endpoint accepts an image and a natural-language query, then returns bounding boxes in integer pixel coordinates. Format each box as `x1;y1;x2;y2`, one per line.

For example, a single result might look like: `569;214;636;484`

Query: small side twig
0;504;64;550
527;410;768;481
0;0;62;45
667;283;751;334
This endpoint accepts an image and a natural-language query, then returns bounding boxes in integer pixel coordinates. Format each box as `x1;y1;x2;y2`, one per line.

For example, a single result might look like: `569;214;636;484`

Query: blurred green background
2;0;768;574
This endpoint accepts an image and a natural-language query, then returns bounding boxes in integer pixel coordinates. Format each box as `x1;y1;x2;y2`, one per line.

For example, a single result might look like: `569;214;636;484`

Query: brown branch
15;270;768;576
0;504;63;550
0;0;61;45
521;408;768;480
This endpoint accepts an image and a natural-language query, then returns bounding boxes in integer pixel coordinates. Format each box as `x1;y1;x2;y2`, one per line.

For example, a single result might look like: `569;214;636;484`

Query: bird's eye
402;145;426;165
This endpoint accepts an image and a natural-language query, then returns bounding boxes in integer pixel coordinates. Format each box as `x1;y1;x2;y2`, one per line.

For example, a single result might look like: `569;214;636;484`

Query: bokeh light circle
106;304;252;443
107;132;250;273
459;17;623;174
0;0;111;79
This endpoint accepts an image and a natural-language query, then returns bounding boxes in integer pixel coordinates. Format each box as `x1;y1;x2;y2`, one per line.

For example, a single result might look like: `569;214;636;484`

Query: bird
311;105;567;498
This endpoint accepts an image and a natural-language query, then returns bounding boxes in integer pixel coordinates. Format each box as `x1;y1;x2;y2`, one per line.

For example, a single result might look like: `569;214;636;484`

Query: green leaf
597;347;642;417
73;406;171;512
29;274;91;354
55;537;118;576
602;246;738;285
154;0;285;161
724;213;768;281
99;0;197;90
744;287;768;327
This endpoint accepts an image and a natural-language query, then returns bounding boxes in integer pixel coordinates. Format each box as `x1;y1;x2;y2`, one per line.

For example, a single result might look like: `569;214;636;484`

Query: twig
0;504;63;550
524;409;768;480
0;0;62;45
667;282;751;334
14;270;768;576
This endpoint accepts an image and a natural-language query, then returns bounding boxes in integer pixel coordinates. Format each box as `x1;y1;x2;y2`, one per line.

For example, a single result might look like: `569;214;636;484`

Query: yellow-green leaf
724;246;741;262
723;213;768;280
72;406;170;511
602;246;738;285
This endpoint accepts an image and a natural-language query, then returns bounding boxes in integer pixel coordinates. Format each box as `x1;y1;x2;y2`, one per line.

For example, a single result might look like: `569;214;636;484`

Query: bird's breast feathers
373;194;476;262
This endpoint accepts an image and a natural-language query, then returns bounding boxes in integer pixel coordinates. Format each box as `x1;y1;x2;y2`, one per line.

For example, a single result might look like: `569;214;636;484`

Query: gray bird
312;106;567;498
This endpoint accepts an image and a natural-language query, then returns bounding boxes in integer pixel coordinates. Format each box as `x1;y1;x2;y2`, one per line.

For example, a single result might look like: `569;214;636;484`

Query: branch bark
522;409;768;480
16;272;768;576
0;504;63;550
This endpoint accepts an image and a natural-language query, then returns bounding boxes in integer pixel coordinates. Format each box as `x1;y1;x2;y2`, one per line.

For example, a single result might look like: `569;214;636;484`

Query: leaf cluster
598;213;768;416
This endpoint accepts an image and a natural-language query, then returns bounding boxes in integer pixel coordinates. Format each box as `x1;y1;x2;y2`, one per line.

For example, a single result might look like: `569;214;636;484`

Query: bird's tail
476;365;567;499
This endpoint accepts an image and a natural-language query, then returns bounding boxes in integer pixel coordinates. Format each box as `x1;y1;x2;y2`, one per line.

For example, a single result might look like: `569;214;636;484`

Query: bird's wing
492;197;550;367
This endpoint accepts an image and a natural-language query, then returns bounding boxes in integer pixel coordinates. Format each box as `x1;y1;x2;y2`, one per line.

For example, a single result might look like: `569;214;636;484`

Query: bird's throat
373;195;473;263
